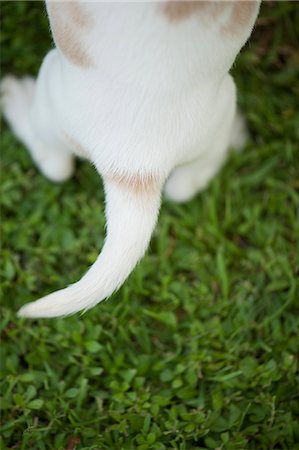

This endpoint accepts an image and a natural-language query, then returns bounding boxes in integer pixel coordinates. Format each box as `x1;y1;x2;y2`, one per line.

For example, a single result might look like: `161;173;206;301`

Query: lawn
1;2;299;449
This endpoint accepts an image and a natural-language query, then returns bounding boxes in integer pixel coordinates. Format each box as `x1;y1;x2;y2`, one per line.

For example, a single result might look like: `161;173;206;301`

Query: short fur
1;1;260;318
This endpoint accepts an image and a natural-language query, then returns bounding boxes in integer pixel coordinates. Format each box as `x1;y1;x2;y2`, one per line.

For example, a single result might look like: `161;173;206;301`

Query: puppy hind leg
1;75;74;182
165;76;239;203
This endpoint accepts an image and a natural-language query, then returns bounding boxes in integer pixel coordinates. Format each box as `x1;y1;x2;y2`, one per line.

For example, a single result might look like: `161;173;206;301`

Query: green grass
1;2;299;449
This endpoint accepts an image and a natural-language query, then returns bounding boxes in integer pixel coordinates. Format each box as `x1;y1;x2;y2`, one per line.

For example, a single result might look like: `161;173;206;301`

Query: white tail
17;177;162;318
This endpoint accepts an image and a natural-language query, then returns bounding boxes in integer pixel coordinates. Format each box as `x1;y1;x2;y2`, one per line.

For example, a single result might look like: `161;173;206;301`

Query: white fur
1;1;260;318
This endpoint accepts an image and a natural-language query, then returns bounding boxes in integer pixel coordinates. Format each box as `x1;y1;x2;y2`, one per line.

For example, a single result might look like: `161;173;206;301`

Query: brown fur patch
107;173;161;196
222;2;258;36
48;2;94;68
161;1;208;22
67;1;90;27
160;1;258;35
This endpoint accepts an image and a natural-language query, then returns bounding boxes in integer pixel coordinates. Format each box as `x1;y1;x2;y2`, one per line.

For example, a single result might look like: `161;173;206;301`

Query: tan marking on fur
222;2;258;36
161;1;208;22
67;1;90;28
63;132;90;159
160;1;227;23
107;173;161;196
48;2;94;68
160;1;258;35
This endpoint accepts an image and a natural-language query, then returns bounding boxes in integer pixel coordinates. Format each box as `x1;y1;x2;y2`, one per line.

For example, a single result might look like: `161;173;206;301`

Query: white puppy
1;1;260;318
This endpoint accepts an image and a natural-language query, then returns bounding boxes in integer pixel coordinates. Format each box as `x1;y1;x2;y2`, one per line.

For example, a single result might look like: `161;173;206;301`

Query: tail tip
17;302;40;319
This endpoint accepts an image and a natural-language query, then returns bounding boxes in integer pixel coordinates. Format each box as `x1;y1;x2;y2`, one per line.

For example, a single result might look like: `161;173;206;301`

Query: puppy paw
39;154;75;183
0;76;35;141
164;174;197;203
230;108;250;152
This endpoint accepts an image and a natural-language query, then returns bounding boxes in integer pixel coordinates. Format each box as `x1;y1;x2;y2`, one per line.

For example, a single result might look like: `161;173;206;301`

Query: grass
1;2;299;449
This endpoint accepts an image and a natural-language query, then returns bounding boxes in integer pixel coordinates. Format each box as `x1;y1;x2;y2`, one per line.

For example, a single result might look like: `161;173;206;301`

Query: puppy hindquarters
15;1;261;317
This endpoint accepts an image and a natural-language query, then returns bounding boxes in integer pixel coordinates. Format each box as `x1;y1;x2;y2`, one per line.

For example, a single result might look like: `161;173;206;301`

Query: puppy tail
17;174;162;318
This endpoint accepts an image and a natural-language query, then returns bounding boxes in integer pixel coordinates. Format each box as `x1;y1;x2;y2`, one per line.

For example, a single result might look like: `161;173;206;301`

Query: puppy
1;1;260;318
